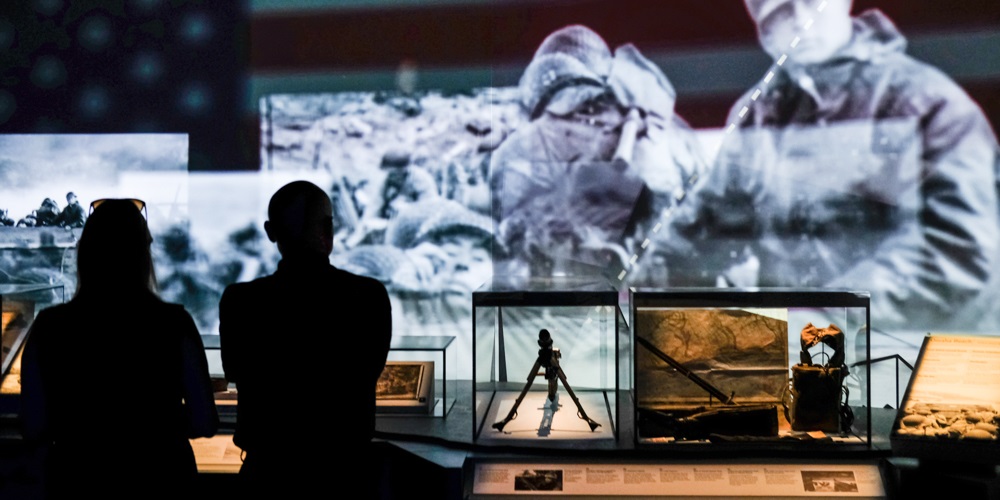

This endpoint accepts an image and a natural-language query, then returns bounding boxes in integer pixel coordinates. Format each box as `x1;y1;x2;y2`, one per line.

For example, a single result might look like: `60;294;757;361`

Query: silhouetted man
220;180;392;496
56;191;86;228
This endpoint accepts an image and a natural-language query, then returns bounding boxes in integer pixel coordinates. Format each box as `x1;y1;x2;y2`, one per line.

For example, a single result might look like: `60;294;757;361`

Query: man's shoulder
865;49;967;98
222;266;387;296
219;275;282;311
222;274;277;293
32;301;74;324
865;52;989;126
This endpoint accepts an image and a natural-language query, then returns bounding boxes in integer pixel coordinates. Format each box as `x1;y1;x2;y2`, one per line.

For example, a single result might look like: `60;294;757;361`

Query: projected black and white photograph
0;135;284;342
256;25;715;371
490;25;708;282
261;89;516;315
0;134;189;296
147;170;356;336
658;3;1000;339
170;172;295;335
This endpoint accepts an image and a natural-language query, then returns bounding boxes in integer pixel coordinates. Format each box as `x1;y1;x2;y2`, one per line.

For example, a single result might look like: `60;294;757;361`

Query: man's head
745;0;854;65
519;25;611;119
264;180;334;258
66;192;77;204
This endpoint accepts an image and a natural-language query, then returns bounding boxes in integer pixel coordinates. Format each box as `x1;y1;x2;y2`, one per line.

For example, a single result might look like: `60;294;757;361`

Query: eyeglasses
89;198;147;219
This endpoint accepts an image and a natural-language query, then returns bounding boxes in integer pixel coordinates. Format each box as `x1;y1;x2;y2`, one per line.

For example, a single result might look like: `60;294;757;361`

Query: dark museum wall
1;0;997;171
0;0;251;170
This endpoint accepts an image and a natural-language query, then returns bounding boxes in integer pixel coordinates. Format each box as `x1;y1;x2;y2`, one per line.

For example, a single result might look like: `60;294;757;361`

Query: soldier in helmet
490;25;706;281
56;192;87;228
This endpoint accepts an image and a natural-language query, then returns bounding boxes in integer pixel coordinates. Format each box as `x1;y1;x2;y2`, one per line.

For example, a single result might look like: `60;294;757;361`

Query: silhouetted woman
20;199;218;497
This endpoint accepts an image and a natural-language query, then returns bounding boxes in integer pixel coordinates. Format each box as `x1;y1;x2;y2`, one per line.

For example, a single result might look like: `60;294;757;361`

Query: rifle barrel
635;335;736;405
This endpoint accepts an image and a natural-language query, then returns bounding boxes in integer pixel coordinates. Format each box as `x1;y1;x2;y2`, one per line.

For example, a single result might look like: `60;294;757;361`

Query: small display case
379;335;458;418
631;288;872;451
473;276;628;444
0;284;66;408
891;334;1000;465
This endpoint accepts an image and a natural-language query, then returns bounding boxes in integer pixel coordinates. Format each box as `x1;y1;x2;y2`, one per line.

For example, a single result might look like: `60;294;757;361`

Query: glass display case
631;288;872;451
200;335;236;426
379;335;458;418
0;284;66;411
204;333;461;423
473;276;629;444
891;334;1000;465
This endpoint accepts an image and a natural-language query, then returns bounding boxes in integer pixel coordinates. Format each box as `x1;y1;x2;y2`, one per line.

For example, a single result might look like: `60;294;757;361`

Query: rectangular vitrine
631;288;872;451
473;276;628;444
